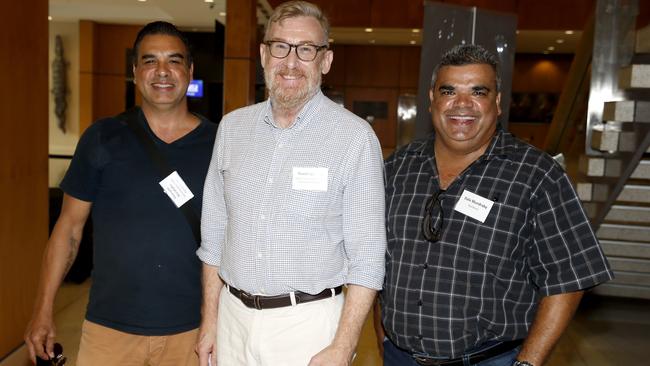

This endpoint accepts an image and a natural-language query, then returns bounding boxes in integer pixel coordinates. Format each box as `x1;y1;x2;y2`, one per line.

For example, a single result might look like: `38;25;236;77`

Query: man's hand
196;325;217;366
196;264;223;366
309;285;377;366
24;311;56;363
308;343;354;366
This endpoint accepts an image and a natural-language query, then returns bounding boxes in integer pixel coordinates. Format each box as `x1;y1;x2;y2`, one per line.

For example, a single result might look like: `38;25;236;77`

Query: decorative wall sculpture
52;35;68;133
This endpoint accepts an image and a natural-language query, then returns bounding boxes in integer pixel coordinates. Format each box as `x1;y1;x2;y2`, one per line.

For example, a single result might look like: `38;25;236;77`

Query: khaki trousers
76;320;198;366
217;285;345;366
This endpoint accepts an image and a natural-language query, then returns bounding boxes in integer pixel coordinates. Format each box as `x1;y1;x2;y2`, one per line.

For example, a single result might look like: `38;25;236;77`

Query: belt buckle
413;355;446;366
239;291;262;310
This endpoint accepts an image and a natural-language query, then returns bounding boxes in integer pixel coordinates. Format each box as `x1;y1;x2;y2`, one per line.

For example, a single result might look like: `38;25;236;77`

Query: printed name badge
292;167;328;191
453;189;494;223
159;171;194;208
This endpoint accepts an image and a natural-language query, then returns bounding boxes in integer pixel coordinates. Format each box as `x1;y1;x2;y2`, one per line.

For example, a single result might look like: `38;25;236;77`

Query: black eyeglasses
36;343;66;366
264;40;328;62
422;191;444;242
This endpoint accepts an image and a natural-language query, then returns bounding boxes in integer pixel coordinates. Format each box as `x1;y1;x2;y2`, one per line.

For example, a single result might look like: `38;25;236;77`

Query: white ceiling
50;0;582;54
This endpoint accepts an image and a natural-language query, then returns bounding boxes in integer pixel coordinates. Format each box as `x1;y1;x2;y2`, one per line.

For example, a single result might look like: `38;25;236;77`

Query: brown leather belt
413;340;523;366
228;285;343;310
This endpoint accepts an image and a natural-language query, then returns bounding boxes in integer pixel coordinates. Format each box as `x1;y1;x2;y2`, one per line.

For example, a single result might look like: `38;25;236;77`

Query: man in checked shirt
378;44;613;366
195;1;386;366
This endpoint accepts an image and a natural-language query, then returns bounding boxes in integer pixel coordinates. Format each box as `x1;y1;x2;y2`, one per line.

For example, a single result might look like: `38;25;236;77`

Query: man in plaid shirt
378;44;613;366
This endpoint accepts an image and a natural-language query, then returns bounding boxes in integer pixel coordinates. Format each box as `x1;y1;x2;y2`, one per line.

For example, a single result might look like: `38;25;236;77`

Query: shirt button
422;263;428;269
278;143;284;148
257;253;263;258
260;214;266;220
417;335;423;340
417;299;423;306
268;177;274;183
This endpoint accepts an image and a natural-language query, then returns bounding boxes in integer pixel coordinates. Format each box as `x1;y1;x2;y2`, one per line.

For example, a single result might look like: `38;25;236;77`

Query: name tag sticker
159;171;194;208
453;189;494;223
292;167;328;191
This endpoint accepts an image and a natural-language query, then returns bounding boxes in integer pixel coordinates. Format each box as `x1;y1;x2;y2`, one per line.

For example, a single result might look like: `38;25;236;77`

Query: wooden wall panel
0;0;49;358
441;0;517;13
345;87;398;150
224;59;256;114
225;0;257;58
93;75;129;120
79;21;96;133
344;45;401;87
512;54;573;92
224;0;257;114
370;0;423;28
323;45;346;86
78;22;141;122
508;123;550;149
399;46;421;90
95;24;141;75
516;0;594;30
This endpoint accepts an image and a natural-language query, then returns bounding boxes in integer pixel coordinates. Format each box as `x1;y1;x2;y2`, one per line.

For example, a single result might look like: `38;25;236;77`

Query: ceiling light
556;39;565;44
48;15;52;21
219;12;226;16
547;46;555;51
365;28;373;33
409;40;416;45
204;0;214;3
328;38;334;43
516;30;520;34
412;29;420;33
138;0;147;2
543;51;550;54
369;39;376;44
565;30;574;35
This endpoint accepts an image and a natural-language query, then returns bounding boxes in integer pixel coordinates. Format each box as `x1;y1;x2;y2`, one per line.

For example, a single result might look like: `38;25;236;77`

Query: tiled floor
2;281;649;366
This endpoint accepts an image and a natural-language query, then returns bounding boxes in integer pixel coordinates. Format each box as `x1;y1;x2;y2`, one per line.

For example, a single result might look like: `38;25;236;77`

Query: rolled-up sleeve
196;123;227;266
342;130;387;290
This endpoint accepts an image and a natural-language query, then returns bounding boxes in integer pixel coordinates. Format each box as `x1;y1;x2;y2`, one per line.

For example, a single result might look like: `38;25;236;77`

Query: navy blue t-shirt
61;108;217;335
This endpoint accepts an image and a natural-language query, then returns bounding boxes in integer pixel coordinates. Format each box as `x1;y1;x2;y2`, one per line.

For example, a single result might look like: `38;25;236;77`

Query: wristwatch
513;361;534;366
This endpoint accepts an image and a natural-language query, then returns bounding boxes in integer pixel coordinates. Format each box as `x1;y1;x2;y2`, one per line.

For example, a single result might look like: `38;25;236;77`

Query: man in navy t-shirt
25;21;216;366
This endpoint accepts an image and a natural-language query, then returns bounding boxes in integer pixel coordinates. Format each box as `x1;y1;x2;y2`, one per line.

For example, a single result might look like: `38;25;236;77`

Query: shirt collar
263;90;325;130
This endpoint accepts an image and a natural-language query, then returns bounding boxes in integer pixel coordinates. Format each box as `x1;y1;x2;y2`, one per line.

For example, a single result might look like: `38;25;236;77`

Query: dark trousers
383;337;520;366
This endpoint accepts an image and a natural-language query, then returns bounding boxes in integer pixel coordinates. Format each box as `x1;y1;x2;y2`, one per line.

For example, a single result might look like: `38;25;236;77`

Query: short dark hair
430;44;500;92
132;21;193;66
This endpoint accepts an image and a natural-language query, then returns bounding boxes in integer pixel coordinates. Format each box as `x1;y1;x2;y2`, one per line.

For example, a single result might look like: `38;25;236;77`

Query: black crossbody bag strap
120;108;201;246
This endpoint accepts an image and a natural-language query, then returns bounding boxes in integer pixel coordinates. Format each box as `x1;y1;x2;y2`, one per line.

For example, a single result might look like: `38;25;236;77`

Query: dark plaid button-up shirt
381;129;613;359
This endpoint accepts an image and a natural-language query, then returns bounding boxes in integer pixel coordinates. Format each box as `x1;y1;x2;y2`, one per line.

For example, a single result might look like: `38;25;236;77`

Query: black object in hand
36;343;66;366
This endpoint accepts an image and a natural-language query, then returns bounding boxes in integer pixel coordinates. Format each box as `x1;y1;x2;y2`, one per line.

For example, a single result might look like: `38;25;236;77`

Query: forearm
200;263;223;327
33;202;88;314
331;285;377;355
517;291;584;365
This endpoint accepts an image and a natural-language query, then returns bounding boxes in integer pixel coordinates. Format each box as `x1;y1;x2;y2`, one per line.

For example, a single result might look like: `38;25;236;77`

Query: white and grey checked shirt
382;129;613;358
197;91;386;296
